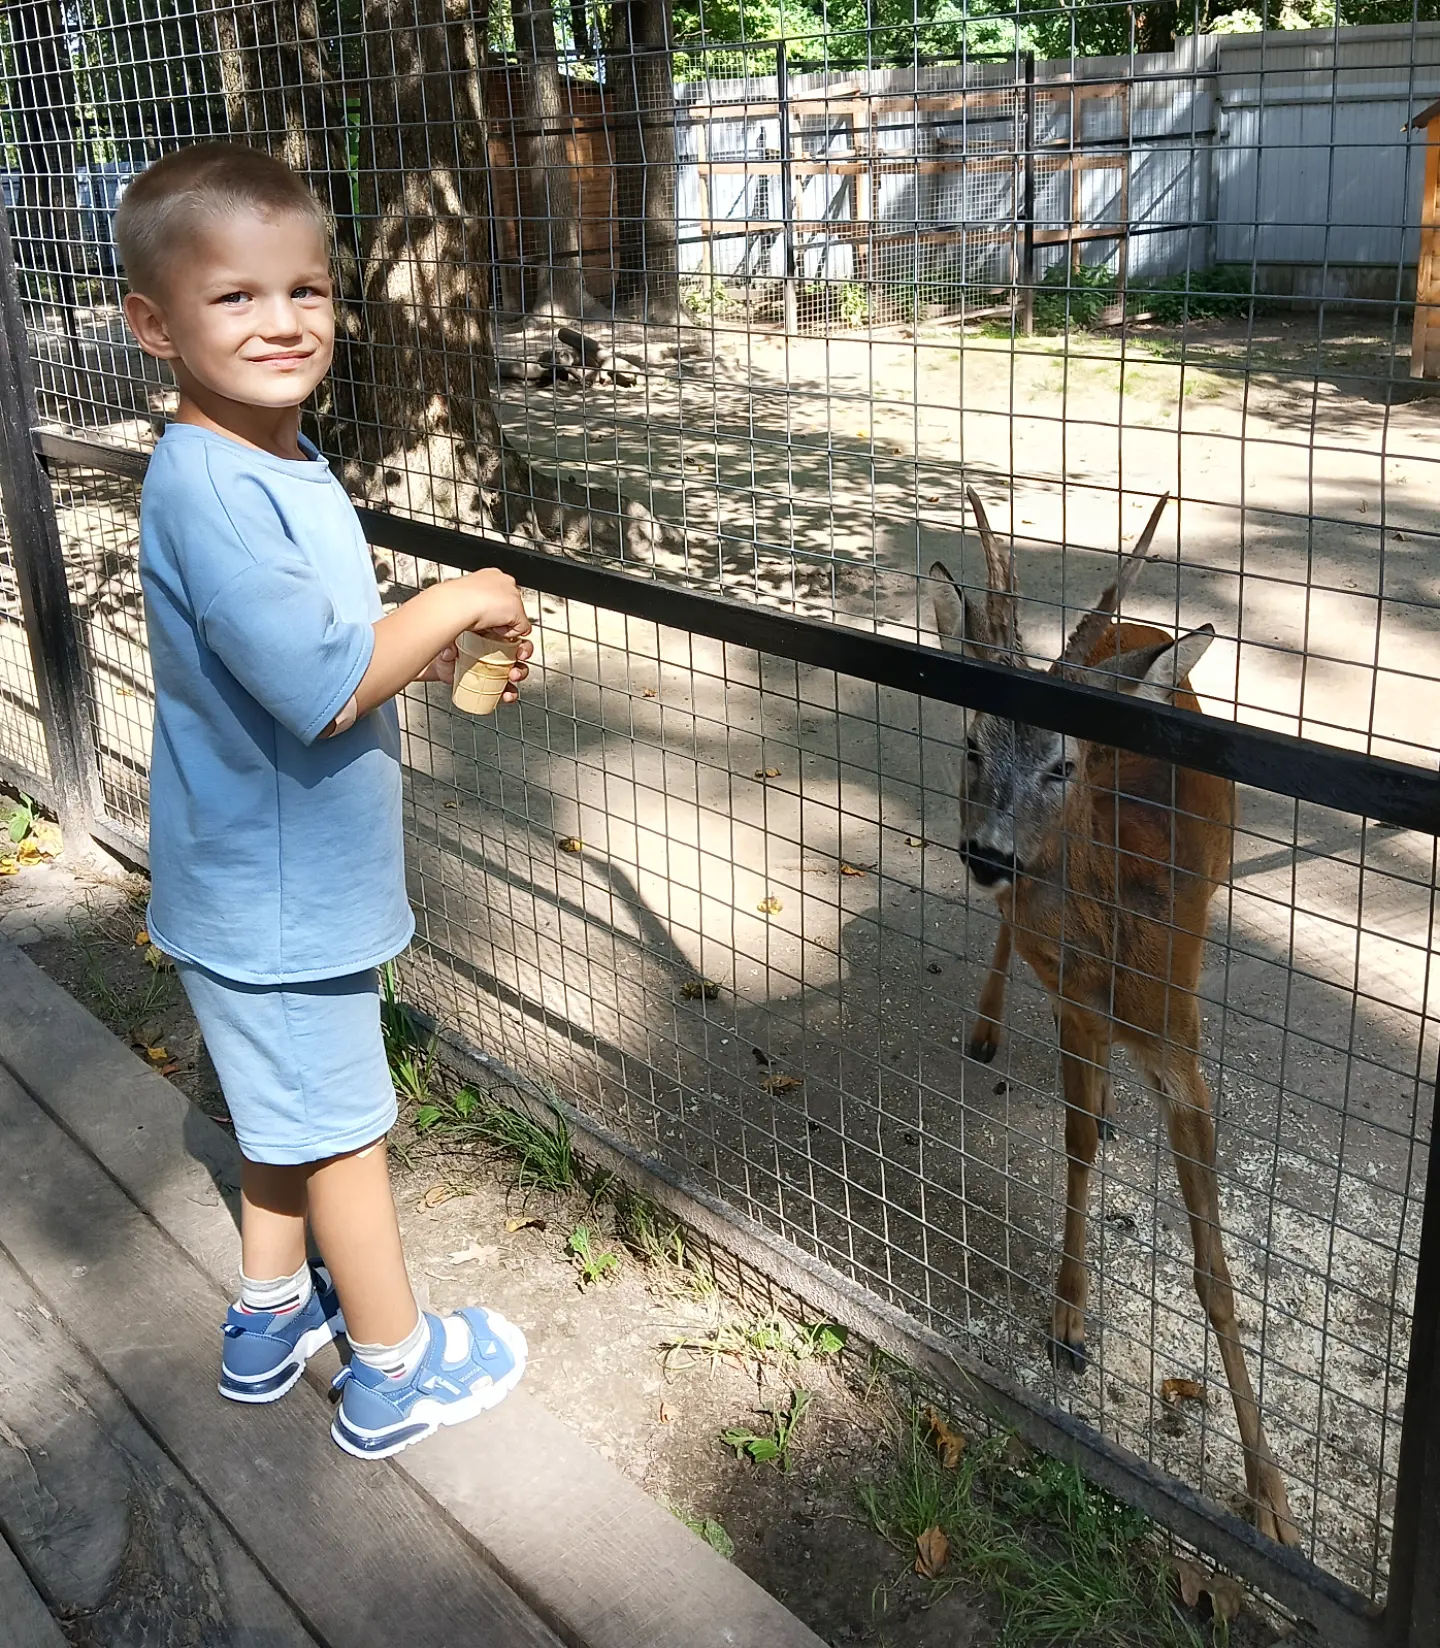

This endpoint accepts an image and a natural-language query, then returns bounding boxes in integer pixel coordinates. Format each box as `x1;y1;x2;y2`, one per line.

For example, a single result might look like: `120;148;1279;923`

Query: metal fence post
777;37;798;337
1022;51;1036;337
1384;1063;1440;1648
0;205;99;843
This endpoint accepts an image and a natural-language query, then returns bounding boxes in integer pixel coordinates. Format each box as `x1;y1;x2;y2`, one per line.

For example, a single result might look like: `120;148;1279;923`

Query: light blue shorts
175;963;397;1165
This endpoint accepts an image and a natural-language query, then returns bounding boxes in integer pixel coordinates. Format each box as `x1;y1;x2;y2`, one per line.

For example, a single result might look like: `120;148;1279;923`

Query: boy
117;141;532;1458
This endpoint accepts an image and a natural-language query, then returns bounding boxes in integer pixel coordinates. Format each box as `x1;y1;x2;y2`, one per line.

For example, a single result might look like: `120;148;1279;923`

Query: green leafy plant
1131;265;1255;326
1032;261;1117;333
721;1387;813;1472
567;1223;619;1286
6;791;37;844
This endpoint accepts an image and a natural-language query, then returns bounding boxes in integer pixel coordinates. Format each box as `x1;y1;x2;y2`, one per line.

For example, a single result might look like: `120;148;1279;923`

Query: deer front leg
1050;1013;1107;1373
1156;1053;1301;1548
967;917;1012;1063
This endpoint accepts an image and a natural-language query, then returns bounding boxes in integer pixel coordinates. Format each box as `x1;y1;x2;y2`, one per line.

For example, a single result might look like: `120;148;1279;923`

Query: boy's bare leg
240;1159;310;1281
306;1138;419;1346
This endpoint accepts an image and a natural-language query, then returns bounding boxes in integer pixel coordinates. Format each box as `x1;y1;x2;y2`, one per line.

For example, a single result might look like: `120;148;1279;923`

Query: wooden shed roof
1404;97;1440;132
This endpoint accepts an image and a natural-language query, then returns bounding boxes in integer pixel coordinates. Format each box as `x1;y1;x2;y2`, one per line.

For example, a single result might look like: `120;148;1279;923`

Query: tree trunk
606;0;681;325
507;0;591;317
8;2;82;324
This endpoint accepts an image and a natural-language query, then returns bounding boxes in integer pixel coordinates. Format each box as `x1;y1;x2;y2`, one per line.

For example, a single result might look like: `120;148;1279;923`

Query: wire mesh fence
2;0;1439;1635
0;504;52;790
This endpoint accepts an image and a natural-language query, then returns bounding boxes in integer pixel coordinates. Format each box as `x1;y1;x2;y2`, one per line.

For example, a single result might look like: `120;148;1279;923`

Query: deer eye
1045;759;1076;783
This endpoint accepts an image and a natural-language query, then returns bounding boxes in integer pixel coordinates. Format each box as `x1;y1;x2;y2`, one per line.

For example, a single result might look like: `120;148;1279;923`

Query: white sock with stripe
239;1259;313;1317
350;1312;430;1382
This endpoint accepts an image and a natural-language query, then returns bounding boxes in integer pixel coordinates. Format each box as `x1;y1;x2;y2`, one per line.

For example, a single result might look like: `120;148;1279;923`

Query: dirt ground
3;306;1434;1607
2;844;1295;1648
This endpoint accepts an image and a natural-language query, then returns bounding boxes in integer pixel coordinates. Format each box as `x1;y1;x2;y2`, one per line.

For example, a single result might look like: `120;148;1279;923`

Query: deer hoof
1047;1334;1088;1375
1250;1470;1302;1548
966;1025;999;1063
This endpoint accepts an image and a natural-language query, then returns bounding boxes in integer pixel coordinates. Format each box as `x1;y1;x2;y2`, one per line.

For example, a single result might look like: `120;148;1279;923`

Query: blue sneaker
219;1263;345;1404
330;1307;527;1459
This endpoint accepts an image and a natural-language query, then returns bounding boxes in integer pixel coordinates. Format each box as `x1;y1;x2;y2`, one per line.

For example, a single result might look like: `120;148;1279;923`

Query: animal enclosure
1;3;1439;1644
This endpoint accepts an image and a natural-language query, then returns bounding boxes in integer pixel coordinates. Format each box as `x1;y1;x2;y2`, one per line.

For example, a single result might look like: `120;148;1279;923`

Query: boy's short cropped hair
115;142;328;298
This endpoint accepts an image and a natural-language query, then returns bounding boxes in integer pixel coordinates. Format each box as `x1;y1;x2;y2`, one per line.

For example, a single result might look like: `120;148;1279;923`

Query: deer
929;489;1299;1548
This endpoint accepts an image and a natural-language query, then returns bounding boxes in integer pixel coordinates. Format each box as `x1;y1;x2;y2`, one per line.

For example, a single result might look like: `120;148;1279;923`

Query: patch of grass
68;916;172;1036
414;1083;580;1194
721;1387;813;1472
665;1308;847;1375
611;1190;718;1299
668;1503;735;1559
567;1223;620;1287
859;1412;1208;1648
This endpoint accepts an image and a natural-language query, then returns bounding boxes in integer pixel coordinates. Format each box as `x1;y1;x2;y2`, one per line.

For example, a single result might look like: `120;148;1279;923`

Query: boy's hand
414;644;459;687
463;568;531;640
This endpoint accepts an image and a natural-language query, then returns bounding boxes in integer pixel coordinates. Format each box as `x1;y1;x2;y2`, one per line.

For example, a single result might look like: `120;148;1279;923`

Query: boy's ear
122;291;179;361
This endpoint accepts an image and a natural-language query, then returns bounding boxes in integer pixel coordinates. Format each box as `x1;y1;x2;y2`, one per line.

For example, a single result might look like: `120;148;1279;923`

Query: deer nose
960;840;1017;887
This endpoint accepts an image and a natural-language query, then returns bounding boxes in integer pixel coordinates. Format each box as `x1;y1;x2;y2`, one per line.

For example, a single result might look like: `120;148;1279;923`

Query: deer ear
930;562;998;660
930;562;970;656
1111;625;1216;702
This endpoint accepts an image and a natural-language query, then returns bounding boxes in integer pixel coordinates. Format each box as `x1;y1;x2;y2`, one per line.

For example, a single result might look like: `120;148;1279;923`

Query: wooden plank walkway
0;938;829;1648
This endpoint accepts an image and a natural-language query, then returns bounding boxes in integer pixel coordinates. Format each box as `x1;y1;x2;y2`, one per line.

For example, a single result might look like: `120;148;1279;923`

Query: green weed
721;1387;813;1472
665;1309;846;1375
567;1223;620;1286
5;790;37;844
612;1191;717;1299
859;1411;1207;1648
668;1503;735;1558
379;962;437;1104
69;917;171;1036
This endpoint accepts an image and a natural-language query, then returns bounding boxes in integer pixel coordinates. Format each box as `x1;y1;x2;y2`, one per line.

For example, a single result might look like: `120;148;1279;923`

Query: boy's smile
123;210;334;456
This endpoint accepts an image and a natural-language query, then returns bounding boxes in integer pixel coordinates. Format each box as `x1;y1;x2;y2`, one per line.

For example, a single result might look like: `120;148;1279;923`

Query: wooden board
0;1065;562;1648
0;1251;313;1648
0;1534;68;1648
1412;138;1439;380
0;938;829;1648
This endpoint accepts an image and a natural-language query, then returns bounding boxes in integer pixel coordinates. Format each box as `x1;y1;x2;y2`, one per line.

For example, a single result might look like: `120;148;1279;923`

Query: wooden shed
1409;98;1440;380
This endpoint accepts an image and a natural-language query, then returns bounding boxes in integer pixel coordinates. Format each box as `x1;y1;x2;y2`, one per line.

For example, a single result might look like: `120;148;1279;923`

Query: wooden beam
0;1536;67;1648
0;1067;564;1648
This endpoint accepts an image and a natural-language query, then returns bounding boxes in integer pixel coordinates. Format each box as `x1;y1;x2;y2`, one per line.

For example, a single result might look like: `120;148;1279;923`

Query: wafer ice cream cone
452;632;519;715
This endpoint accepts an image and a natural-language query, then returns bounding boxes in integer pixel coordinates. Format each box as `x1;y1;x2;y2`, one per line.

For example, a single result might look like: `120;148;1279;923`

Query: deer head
929;490;1213;888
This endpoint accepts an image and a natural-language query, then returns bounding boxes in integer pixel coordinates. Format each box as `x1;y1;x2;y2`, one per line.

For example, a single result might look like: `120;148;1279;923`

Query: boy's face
124;210;334;411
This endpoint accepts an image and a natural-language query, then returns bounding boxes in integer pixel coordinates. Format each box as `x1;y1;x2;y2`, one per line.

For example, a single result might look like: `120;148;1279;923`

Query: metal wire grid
1;0;1438;1610
0;505;52;789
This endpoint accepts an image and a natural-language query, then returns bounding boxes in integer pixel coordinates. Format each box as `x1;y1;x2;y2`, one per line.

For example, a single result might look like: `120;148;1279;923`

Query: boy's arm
324;569;532;736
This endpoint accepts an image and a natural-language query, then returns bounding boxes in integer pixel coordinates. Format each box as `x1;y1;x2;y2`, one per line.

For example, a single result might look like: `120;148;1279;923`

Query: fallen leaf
116;685;135;697
643;687;658;698
135;928;150;946
447;1239;499;1265
505;1214;547;1234
760;1074;803;1095
754;766;781;779
1172;1557;1243;1623
159;1061;181;1077
1161;1377;1207;1407
144;1045;170;1064
679;979;721;1001
926;1405;968;1469
914;1525;950;1579
659;1401;672;1423
16;840;43;864
0;856;18;876
144;945;173;972
757;896;783;915
839;862;868;877
28;821;61;858
905;835;926;848
443;800;459;809
558;836;584;853
421;1184;453;1209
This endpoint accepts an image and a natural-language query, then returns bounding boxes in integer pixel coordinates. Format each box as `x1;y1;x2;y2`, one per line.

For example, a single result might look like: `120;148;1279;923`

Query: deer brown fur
930;490;1299;1547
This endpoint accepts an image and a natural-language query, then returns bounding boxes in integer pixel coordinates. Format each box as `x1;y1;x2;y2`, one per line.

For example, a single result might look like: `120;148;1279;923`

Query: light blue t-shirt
139;423;414;983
